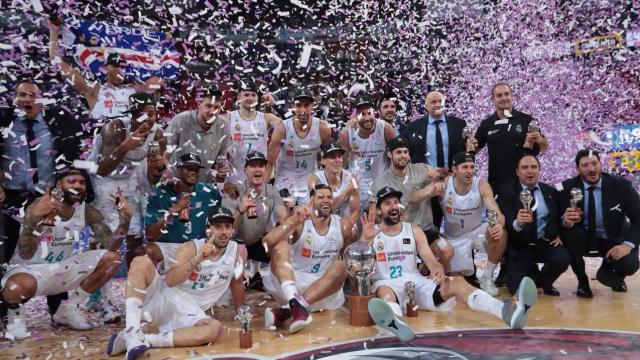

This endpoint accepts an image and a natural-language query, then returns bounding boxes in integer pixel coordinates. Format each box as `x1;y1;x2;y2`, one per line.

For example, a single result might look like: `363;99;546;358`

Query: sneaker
6;308;31;340
501;276;537;330
265;307;291;329
368;298;415;342
288;298;313;333
52;303;93;330
479;272;499;296
107;330;127;356
86;289;102;312
100;299;121;324
122;328;150;360
246;272;265;292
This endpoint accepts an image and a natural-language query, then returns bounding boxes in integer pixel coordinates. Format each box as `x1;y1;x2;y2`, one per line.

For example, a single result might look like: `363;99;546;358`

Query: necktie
434;120;445;168
25;118;39;185
587;186;598;251
529;187;538;241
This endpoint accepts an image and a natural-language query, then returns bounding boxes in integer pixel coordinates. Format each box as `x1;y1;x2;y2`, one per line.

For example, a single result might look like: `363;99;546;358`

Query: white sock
68;288;91;309
386;301;403;318
483;261;497;279
281;280;300;302
145;331;174;348
466;289;503;319
125;297;144;330
101;280;114;301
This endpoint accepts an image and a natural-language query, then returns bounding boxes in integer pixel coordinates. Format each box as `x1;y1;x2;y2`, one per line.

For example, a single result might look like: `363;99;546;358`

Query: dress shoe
596;264;624;289
543;287;560;296
576;286;593;299
612;281;627;292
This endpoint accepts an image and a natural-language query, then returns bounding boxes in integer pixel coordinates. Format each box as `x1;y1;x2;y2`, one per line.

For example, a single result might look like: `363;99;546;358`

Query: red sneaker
288;298;313;333
264;307;291;329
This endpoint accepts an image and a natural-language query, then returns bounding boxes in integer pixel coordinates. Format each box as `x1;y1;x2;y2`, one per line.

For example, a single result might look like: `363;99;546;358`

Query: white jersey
90;85;135;122
441;176;485;237
228;110;269;183
290;215;343;275
176;239;238;311
274;117;322;196
371;222;420;282
347;119;387;201
313;169;354;216
11;203;86;265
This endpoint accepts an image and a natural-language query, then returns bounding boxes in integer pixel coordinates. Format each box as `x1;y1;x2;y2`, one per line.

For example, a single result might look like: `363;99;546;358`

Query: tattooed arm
18;193;58;259
85;196;132;251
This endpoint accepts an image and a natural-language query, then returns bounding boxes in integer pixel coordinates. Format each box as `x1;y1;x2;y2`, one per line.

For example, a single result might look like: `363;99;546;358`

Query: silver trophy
569;188;583;208
528;121;540;133
487;209;499;227
462;126;472;140
148;141;161;157
405;281;416;304
344;242;376;296
43;188;65;226
236;305;252;334
519;189;533;211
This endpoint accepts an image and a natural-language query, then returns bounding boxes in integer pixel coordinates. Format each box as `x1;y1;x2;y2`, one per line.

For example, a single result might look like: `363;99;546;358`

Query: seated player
437;152;507;295
262;184;355;333
365;187;537;341
107;207;246;360
1;167;130;340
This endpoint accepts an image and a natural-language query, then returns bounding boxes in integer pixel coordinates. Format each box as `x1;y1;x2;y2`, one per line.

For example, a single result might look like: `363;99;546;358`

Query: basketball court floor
2;258;639;359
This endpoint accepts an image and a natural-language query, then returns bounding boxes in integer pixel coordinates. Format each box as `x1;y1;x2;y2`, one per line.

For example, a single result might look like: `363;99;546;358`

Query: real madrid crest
376;242;384;251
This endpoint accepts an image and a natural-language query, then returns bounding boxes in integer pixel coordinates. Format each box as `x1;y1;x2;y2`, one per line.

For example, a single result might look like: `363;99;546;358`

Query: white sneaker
52;303;93;330
6;308;31;340
125;328;150;360
480;276;499;296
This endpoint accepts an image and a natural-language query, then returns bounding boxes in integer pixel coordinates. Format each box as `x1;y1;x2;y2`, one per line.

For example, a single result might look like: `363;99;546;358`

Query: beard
382;212;400;225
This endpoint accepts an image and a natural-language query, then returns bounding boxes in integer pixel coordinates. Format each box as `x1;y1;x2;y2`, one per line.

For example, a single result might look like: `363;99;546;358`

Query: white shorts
1;250;108;297
372;274;456;315
91;175;144;236
262;270;345;312
154;242;183;273
142;269;210;332
446;223;489;276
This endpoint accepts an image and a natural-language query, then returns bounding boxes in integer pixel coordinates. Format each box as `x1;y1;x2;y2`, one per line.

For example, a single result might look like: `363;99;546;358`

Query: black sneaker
246;272;265;292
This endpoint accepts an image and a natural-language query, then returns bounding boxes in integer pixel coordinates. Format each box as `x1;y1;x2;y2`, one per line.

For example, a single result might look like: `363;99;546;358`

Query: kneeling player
1;168;130;340
262;184;355;333
107;207;246;359
365;187;537;341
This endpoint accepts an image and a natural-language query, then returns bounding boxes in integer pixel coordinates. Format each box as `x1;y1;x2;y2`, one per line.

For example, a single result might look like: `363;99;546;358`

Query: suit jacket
498;180;561;247
401;114;467;168
560;173;640;246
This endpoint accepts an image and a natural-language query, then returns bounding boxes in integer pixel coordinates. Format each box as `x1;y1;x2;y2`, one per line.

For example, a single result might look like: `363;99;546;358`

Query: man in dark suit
560;149;640;298
498;154;570;296
402;91;469;228
0;79;85;325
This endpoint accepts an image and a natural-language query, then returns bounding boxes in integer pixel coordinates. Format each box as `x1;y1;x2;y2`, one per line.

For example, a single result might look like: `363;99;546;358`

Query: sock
466;289;503;319
386;301;403;318
483;261;497;279
125;297;144;330
281;280;300;303
67;288;91;310
145;331;174;348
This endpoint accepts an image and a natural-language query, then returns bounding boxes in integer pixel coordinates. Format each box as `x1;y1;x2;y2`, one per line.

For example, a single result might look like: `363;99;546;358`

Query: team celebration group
0;22;639;359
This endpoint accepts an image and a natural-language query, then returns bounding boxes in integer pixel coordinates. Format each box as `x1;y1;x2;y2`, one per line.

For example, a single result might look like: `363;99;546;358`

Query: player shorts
446;222;489;276
154;242;184;273
372;274;456;315
91;176;144;236
1;250;108;297
262;270;345;312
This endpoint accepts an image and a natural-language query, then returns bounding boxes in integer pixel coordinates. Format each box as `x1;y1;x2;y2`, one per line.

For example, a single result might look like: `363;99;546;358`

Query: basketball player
262;184;355;333
107;207;247;360
308;141;360;224
225;80;282;184
365;187;537;341
438;152;507;295
267;88;332;204
339;93;396;209
1;167;131;340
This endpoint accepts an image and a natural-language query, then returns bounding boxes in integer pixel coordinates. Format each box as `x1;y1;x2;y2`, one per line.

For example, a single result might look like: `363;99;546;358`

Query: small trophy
462;126;472;140
487;210;499;227
405;281;418;317
148;141;161;158
246;189;258;219
519;189;533;211
178;192;191;223
42;188;65;226
345;242;376;326
528;121;540;133
569;188;583;209
236;305;253;349
214;155;228;183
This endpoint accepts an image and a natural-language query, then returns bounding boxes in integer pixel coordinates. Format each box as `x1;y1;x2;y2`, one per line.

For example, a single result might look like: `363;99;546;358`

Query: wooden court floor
2;258;640;359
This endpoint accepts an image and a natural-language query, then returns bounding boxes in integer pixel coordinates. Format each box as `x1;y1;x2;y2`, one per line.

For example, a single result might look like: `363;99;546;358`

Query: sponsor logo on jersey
376;252;386;262
234;132;242;141
376;242;384;251
302;248;311;257
189;272;198;281
446;206;453;214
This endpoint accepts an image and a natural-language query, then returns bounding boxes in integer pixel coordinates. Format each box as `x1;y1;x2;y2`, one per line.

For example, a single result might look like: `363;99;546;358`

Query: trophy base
348;294;374;326
406;301;418;317
239;331;252;349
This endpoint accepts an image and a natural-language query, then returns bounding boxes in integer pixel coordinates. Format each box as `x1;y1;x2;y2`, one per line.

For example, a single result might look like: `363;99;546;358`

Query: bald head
425;91;445;118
